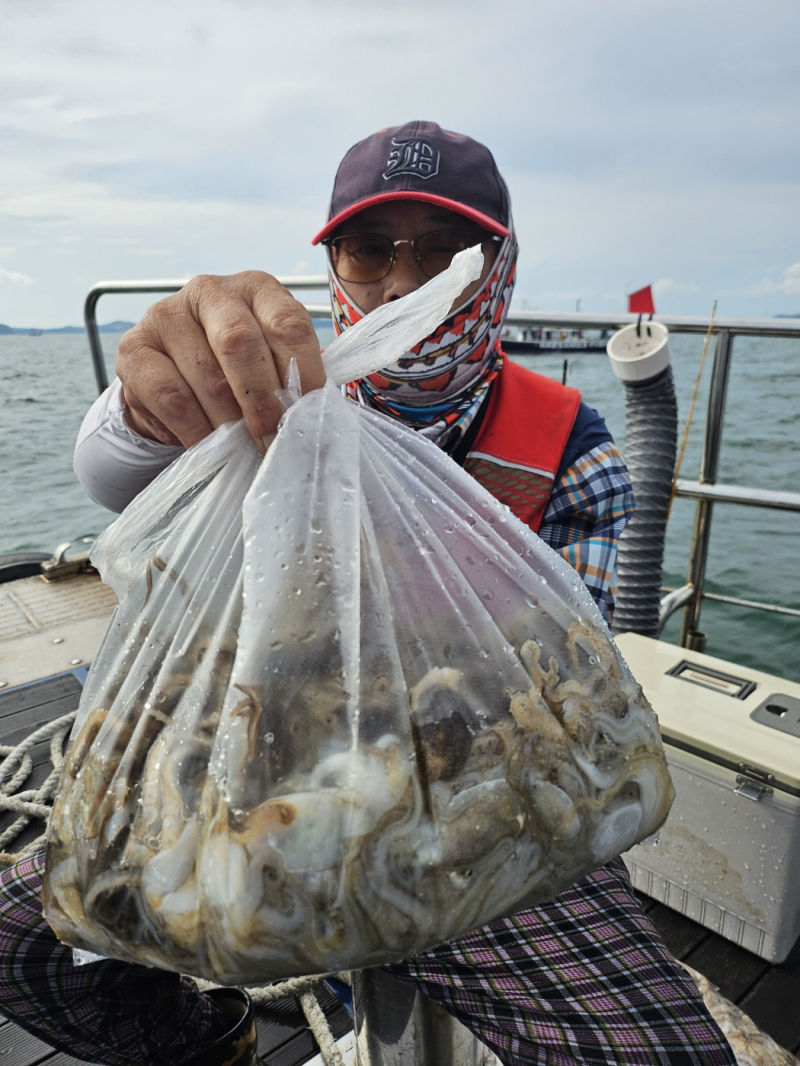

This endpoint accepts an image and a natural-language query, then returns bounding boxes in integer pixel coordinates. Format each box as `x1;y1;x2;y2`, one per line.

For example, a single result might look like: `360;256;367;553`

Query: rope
298;989;347;1066
0;713;350;1064
667;300;717;521
0;711;76;866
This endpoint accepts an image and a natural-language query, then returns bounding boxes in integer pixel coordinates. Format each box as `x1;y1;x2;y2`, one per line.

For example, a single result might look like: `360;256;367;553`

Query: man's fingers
251;285;327;396
136;291;245;431
193;272;326;441
121;386;182;445
117;339;215;448
202;308;285;441
117;271;328;450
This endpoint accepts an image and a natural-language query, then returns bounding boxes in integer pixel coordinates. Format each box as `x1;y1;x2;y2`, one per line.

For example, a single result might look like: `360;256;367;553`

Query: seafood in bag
43;249;674;982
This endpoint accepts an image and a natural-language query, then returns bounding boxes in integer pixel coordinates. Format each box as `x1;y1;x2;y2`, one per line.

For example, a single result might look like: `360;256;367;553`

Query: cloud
0;267;36;285
731;263;800;299
779;265;800;296
653;279;701;296
1;0;799;324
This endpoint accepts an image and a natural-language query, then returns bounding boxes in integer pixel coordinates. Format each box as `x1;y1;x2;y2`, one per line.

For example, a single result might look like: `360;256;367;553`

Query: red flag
628;285;655;314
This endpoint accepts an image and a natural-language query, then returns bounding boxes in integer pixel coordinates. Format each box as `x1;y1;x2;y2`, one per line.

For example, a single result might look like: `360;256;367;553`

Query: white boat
500;324;611;354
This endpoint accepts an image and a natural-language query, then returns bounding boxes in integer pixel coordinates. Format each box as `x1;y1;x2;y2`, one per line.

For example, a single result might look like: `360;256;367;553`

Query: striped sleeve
538;442;635;622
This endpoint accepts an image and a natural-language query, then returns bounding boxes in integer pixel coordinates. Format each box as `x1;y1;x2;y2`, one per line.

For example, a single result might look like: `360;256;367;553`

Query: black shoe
180;987;258;1066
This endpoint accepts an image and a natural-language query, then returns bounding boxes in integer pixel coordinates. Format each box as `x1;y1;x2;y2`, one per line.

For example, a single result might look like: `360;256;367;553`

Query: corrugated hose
612;366;678;637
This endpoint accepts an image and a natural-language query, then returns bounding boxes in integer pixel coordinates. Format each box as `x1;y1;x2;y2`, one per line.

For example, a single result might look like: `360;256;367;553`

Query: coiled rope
0;711;349;1065
0;710;76;866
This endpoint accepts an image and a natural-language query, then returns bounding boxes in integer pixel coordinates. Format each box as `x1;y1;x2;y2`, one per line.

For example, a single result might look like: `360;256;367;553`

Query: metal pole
83;287;111;393
353;968;497;1066
679;328;734;650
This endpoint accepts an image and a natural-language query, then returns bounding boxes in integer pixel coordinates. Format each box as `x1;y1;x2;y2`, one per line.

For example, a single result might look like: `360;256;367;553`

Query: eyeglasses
326;228;501;283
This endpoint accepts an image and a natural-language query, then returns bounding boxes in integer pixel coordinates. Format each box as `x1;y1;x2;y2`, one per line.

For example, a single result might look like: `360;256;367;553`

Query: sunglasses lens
330;229;492;283
415;229;485;278
331;234;394;282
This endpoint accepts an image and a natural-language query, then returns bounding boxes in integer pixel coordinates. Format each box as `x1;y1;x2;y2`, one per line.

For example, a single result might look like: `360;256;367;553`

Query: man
0;122;735;1066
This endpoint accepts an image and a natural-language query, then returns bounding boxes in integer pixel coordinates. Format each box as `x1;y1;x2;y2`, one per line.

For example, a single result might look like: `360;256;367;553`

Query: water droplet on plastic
524;593;539;609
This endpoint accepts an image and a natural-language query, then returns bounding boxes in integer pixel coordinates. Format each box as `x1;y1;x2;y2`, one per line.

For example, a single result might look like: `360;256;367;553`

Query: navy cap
311;120;511;245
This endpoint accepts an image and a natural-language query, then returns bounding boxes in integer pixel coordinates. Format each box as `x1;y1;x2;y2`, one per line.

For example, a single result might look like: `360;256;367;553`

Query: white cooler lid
615;632;800;792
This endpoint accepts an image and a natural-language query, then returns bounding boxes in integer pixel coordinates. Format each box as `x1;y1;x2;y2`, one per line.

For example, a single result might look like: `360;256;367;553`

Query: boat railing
83;279;800;652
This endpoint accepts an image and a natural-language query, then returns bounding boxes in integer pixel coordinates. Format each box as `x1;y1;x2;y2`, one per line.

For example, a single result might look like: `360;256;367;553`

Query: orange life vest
465;356;581;533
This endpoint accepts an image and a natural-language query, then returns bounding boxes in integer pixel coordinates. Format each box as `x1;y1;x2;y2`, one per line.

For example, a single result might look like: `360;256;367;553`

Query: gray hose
612;366;678;637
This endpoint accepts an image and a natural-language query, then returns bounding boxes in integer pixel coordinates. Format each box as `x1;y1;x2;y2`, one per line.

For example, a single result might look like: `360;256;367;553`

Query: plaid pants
385;859;736;1065
0;851;735;1066
0;850;227;1065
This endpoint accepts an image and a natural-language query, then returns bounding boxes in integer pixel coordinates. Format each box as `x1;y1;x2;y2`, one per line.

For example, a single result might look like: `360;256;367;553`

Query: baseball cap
311;120;511;245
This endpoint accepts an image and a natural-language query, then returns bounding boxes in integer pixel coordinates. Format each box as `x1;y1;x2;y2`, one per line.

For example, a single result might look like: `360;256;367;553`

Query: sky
1;0;799;328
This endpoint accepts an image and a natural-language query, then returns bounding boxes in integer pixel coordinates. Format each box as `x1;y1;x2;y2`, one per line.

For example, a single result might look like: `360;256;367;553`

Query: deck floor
1;673;798;1064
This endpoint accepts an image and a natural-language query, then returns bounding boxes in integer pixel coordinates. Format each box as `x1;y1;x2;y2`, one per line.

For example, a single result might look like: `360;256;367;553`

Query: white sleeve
74;378;185;513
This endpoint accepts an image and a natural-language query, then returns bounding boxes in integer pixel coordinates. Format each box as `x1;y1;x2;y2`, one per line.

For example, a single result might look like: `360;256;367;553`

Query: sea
1;323;798;684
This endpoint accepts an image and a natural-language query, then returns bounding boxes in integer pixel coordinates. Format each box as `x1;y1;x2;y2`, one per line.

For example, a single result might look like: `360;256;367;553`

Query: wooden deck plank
38;1055;94;1065
737;966;800;1054
683;936;771;1003
0;675;82;721
0;1020;64;1066
633;890;659;914
642;901;711;959
254;995;310;1056
264;1014;352;1066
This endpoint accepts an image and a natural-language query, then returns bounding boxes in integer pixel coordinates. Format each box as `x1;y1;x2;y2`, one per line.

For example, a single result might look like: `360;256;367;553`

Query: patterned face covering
333;230;518;448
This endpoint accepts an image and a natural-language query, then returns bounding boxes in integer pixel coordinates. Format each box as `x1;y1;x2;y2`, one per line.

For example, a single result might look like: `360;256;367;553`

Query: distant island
0;320;135;337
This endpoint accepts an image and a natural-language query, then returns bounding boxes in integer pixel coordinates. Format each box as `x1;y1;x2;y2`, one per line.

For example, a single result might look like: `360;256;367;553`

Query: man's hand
116;271;327;451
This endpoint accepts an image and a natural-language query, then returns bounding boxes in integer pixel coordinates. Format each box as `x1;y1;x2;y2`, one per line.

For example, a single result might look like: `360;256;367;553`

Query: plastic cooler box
615;632;800;963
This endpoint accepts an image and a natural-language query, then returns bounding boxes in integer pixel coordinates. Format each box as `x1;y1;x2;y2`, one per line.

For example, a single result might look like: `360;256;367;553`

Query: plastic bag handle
320;245;484;386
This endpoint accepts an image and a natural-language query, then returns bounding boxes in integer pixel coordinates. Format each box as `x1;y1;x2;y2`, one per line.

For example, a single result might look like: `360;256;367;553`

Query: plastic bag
43;248;674;983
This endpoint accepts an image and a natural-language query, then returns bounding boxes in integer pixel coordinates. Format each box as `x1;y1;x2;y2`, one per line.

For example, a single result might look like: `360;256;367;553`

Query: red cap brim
311;191;510;245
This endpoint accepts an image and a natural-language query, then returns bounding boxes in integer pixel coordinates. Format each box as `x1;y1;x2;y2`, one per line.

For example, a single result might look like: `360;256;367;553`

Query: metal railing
83;279;800;650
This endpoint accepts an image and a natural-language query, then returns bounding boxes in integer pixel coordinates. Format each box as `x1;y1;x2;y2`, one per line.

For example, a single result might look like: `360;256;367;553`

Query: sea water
0;324;798;683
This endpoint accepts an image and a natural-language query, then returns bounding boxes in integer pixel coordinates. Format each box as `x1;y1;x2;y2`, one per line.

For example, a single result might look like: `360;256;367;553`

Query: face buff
332;231;519;449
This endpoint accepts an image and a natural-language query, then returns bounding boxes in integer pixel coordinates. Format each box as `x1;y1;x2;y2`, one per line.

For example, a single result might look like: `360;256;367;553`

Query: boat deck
1;671;798;1064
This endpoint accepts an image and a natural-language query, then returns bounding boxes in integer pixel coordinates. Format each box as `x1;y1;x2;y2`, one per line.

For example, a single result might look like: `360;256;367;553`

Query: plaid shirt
538;442;635;623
